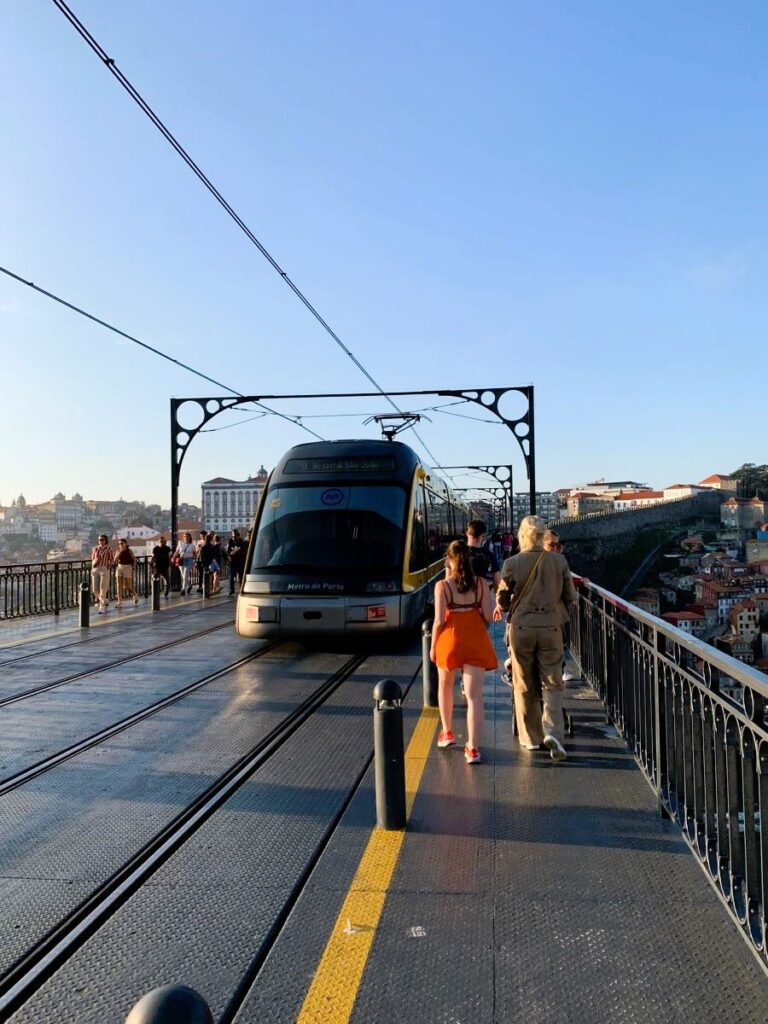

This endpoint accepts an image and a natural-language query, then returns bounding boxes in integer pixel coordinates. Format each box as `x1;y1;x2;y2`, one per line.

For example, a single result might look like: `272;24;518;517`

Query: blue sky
1;1;764;507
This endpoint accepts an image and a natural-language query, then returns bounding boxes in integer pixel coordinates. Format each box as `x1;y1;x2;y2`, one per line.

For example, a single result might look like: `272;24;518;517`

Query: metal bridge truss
169;386;534;543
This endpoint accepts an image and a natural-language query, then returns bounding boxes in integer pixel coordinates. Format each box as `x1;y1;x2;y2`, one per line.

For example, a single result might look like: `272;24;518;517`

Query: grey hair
517;515;548;552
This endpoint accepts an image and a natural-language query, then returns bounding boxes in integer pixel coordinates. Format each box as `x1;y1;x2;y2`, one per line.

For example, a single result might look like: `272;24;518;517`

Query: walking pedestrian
465;520;501;592
430;540;498;765
152;535;172;598
114;539;139;606
195;531;207;593
502;529;515;559
174;532;196;594
495;515;577;761
227;529;247;595
491;529;503;564
209;533;223;594
90;534;114;614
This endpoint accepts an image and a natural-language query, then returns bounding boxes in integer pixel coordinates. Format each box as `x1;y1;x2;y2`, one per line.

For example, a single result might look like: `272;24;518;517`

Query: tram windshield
250;484;406;572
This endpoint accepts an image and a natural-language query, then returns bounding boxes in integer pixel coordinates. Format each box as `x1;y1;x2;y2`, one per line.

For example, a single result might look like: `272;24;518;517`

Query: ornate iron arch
170;386;534;544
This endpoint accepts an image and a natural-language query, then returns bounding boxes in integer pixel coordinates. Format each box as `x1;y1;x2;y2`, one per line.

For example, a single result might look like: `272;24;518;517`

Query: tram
236;439;469;639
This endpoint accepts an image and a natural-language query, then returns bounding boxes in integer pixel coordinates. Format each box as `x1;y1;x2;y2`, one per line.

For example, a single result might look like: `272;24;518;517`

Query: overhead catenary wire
0;264;324;441
50;0;446;473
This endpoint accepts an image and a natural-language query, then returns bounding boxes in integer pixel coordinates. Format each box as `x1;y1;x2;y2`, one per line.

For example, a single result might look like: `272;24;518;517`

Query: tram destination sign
284;456;397;474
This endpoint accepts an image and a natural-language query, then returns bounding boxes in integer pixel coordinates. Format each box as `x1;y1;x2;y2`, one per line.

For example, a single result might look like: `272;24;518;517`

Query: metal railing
572;580;768;964
0;558;229;620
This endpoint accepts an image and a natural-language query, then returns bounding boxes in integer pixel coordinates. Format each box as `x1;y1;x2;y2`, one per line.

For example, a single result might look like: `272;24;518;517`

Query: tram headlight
245;605;279;622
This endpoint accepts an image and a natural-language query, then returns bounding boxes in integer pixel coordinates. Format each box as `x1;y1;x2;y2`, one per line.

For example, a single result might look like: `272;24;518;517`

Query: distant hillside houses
563;474;739;518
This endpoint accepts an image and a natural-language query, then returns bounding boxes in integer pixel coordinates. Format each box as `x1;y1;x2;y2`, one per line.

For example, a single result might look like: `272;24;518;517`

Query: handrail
571;579;768;963
0;557;227;620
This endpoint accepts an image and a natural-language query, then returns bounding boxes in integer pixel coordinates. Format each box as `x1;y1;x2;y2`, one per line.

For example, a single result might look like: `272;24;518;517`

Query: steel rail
0;652;369;1019
0;642;281;797
0;619;235;709
0;599;234;664
217;658;420;1024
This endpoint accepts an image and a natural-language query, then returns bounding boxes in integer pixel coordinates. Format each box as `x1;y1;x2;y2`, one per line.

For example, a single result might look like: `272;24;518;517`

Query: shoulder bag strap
508;552;545;618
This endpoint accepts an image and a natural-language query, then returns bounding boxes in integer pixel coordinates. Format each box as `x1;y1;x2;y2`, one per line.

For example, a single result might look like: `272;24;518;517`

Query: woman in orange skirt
430;540;497;764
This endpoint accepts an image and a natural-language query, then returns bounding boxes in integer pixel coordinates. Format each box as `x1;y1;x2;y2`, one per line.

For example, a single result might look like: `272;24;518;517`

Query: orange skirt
434;608;498;671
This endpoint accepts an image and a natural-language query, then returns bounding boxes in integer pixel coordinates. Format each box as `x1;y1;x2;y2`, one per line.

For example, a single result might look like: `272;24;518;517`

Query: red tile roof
615;490;664;500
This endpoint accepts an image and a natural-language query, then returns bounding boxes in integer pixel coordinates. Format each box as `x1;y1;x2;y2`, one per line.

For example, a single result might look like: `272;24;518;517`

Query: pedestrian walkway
236;649;768;1023
0;592;232;649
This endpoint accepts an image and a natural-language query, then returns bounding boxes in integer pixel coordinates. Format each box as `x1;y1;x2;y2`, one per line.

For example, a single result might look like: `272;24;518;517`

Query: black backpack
470;544;493;581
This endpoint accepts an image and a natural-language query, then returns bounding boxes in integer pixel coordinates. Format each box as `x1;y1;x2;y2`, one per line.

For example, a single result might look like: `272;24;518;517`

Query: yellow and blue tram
236;439;469;638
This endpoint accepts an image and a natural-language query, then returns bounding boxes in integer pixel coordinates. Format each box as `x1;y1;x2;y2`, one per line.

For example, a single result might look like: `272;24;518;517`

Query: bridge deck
0;603;766;1023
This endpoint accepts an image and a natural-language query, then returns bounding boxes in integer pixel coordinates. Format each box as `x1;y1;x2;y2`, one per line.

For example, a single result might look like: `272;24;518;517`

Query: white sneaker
543;735;567;762
562;670;576;682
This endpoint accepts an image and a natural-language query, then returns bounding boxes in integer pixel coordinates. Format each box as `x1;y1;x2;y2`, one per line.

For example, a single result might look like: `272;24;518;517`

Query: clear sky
1;1;765;507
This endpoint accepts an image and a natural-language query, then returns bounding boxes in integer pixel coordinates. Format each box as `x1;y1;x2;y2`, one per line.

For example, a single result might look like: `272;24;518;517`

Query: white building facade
202;468;268;534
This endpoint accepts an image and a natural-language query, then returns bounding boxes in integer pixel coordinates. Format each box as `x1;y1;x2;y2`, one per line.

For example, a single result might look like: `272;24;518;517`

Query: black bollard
124;985;213;1024
421;620;438;708
79;580;90;628
373;678;406;830
151;575;161;612
202;569;211;599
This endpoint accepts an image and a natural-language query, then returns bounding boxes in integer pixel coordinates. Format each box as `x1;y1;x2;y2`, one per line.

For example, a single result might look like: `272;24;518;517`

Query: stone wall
547;491;723;586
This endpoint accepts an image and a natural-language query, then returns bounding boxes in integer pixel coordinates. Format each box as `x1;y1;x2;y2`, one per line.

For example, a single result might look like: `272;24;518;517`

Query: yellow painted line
297;705;440;1024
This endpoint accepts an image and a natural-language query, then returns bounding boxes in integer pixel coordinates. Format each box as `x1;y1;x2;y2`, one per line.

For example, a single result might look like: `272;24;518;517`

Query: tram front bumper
237;594;403;638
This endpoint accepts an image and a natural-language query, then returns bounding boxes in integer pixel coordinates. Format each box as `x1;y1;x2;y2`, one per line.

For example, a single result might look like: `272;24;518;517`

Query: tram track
0;619;236;709
0;600;234;667
0;652;369;1021
0;642;281;797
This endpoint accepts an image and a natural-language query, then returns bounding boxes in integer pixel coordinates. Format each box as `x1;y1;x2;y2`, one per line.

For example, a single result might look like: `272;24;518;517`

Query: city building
613;490;665;511
721;497;767;532
567;492;613;517
661;610;705;636
572;480;649;495
512;491;558;524
730;601;760;642
202;467;268;533
632;588;661;617
716;633;755;664
699;473;740;492
662;484;708;500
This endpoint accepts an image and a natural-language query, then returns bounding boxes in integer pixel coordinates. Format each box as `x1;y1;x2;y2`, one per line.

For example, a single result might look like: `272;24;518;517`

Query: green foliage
730;463;768;499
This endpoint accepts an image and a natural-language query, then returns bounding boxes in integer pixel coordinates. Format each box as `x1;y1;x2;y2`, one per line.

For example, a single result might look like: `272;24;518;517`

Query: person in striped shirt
91;535;114;613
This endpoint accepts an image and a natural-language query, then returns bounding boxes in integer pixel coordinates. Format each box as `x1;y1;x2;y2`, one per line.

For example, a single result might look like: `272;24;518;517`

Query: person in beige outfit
494;515;577;761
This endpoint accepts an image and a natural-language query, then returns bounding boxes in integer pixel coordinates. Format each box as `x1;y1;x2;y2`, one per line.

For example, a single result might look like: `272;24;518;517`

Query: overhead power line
50;0;444;471
0;264;324;440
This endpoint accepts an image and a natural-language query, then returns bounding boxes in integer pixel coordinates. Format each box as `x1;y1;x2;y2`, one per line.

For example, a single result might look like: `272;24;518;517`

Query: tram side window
409;484;428;572
426;489;450;557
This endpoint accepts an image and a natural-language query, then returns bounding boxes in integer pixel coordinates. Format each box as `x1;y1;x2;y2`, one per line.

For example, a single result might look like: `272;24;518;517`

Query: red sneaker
437;730;456;748
464;746;482;764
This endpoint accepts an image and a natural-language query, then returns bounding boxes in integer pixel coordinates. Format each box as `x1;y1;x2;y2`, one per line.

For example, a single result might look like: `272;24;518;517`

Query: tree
730;463;768;499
